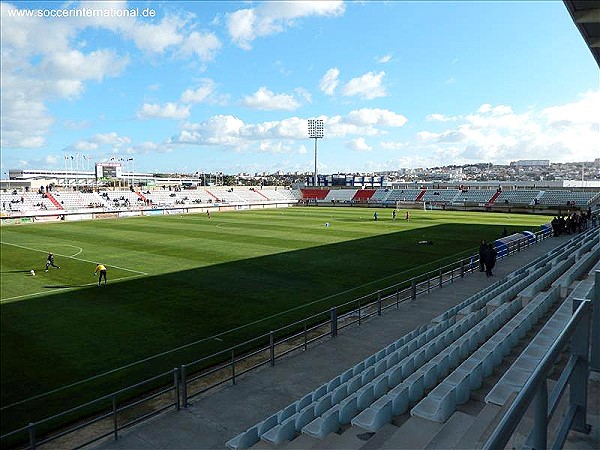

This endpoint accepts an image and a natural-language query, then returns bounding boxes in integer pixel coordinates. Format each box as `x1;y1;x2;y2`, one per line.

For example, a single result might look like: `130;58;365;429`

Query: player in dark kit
45;253;60;272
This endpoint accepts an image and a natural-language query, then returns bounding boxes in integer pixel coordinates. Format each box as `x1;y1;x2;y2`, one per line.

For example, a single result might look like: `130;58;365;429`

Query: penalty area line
0;241;148;275
0;275;144;304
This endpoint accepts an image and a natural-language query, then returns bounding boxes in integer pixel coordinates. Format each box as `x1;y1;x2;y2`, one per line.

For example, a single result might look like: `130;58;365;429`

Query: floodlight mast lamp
308;119;324;187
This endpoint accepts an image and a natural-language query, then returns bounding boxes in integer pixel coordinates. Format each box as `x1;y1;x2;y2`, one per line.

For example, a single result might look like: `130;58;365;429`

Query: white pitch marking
0;241;148;275
21;242;83;257
64;244;83;257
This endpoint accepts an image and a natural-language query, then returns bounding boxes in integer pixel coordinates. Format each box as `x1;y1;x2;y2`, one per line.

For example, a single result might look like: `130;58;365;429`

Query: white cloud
178;30;222;62
347;108;407;127
242;87;301;111
319;68;340;96
258;141;298;153
171;107;410;152
0;16;128;147
63;119;91;130
477;104;492;114
0;88;54;148
75;132;131;149
73;4;221;61
75;141;99;151
541;90;600;127
376;54;392;64
426;113;458;122
176;115;245;146
325;115;380;138
242;116;308;139
347;137;372;152
226;1;345;50
128;140;175;154
137;103;191;120
341;71;387;99
93;132;131;146
225;9;256;51
294;87;312;104
39;49;129;98
125;15;186;54
380;141;406;150
180;79;217;104
0;2;223;149
415;91;600;164
70;132;132;156
45;155;59;165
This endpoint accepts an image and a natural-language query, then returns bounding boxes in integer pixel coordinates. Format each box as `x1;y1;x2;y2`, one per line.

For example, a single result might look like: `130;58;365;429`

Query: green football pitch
0;207;550;434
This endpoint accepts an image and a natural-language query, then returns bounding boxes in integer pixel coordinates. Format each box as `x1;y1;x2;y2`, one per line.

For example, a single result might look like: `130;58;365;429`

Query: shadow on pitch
43;284;86;289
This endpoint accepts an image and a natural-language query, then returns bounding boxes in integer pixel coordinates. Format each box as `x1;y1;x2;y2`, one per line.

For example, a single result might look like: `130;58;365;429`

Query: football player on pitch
45;253;60;272
94;264;107;286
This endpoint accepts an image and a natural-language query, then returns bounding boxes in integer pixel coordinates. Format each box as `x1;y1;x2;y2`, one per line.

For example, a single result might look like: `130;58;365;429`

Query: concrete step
423;411;475;450
358;424;401;450
254;438;281;449
280;432;321;449
454;402;503;449
254;438;282;449
377;416;443;450
316;425;371;450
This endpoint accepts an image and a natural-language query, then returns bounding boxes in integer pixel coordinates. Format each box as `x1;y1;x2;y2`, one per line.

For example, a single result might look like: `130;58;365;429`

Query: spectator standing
484;244;497;277
479;240;487;272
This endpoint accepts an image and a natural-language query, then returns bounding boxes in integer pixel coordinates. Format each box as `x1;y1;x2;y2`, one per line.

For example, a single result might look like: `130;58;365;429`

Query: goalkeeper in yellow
94;264;107;286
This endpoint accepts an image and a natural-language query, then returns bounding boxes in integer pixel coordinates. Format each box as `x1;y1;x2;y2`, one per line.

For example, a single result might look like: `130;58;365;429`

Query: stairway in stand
45;192;64;209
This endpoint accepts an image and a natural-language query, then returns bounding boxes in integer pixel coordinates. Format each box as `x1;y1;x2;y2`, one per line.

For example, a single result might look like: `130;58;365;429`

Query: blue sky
1;0;598;177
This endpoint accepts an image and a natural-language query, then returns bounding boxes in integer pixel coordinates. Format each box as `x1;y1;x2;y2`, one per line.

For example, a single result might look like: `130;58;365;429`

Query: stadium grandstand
2;185;599;222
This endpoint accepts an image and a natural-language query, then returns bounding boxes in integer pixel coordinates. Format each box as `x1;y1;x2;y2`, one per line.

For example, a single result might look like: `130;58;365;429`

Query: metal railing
0;229;553;449
483;294;594;450
1;368;180;450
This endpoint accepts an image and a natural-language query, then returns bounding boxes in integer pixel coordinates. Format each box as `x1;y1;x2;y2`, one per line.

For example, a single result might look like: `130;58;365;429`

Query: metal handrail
483;299;592;450
0;228;554;449
1;367;180;449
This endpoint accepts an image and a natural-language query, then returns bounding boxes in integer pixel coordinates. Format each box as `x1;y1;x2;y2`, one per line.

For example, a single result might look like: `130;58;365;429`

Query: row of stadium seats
495;190;540;205
298;188;600;207
0;187;297;213
225;226;599;448
538;190;598;207
0;192;60;212
2;186;598;213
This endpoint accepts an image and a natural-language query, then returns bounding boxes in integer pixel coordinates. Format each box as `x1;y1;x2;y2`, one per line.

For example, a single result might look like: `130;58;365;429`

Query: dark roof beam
574;8;600;23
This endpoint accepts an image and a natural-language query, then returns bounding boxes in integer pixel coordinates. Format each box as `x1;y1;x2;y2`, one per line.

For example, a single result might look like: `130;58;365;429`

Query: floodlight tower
308;119;324;187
